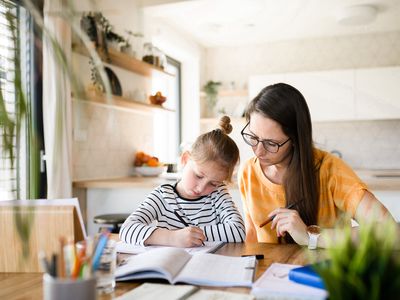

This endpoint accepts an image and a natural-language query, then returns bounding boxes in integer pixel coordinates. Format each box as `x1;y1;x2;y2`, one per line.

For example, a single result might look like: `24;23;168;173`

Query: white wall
144;15;205;145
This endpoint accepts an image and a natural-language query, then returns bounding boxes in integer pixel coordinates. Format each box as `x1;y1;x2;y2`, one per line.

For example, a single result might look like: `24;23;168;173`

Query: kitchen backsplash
72;101;154;180
313;119;400;170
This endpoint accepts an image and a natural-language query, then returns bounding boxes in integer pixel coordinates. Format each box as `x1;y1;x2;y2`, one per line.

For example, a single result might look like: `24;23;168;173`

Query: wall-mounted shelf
218;89;248;97
72;42;174;77
73;91;175;114
200;117;245;124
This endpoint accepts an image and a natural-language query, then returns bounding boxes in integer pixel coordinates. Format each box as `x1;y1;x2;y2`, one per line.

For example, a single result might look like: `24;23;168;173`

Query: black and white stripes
119;183;246;245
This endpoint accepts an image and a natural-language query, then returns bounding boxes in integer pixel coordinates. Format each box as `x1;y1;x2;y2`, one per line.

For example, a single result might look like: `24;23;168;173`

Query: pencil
174;210;205;246
259;199;303;228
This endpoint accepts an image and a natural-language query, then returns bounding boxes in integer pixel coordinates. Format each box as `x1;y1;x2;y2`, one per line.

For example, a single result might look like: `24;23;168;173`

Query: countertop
73;169;400;191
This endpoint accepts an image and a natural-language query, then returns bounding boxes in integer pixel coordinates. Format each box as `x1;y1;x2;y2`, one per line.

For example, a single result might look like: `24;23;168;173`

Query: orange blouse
238;148;368;243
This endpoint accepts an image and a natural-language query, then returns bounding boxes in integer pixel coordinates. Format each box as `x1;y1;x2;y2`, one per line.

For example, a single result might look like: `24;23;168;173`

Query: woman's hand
145;227;206;247
269;208;308;246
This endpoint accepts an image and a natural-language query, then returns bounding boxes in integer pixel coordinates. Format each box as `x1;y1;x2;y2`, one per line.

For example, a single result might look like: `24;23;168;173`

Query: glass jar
142;42;154;65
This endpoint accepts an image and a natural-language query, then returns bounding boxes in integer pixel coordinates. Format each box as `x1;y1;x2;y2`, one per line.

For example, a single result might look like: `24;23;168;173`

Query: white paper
116;241;224;255
251;263;328;300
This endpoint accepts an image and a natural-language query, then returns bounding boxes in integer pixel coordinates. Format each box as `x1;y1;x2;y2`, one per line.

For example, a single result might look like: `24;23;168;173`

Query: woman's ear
180;151;191;166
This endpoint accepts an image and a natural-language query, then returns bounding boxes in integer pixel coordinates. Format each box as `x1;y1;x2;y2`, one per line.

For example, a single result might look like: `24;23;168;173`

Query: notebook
116;247;256;287
115;283;255;300
116;241;225;255
251;263;328;300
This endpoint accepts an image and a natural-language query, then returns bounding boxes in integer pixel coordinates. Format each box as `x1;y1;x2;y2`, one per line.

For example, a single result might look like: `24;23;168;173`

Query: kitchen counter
73;169;400;191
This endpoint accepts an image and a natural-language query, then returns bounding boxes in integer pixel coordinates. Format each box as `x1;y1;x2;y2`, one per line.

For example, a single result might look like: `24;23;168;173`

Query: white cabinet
354;67;400;120
248;66;400;121
249;71;354;121
285;71;354;122
374;190;400;222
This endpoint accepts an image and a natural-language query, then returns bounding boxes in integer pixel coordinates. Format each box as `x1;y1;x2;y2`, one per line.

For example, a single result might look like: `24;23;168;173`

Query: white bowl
135;166;167;177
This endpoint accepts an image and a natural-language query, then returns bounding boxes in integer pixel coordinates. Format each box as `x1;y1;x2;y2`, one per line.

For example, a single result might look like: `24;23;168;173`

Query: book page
115;283;199;300
115;248;191;282
175;253;255;287
116;241;224;255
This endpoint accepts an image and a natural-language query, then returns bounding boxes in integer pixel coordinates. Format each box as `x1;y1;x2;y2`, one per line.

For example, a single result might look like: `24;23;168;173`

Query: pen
241;254;264;259
174;210;205;246
174;210;190;226
259;199;303;228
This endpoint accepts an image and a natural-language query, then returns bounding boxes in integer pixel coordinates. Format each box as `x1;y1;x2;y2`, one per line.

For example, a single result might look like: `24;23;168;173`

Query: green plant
203;80;221;116
315;219;400;300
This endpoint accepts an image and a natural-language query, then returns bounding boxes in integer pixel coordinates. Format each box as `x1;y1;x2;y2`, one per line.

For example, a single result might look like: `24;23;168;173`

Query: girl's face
177;153;228;199
246;112;293;168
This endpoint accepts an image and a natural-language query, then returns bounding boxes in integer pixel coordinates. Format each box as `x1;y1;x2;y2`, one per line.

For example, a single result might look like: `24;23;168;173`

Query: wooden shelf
73;91;175;114
200;89;248;98
218;89;248;97
200;117;245;124
72;43;174;77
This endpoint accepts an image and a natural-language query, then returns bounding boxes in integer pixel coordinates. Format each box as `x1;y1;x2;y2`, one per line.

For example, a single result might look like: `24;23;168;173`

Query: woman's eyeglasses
240;122;290;153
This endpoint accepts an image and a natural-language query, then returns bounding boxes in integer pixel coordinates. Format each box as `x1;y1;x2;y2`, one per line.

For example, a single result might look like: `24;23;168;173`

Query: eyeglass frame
240;121;291;153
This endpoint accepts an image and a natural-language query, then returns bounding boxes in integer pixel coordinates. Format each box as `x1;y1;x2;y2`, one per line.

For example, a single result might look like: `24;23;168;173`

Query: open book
116;241;225;255
116;247;255;287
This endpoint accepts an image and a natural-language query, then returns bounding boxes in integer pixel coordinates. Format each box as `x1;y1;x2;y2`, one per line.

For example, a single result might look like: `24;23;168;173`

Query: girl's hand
170;227;206;247
269;208;308;246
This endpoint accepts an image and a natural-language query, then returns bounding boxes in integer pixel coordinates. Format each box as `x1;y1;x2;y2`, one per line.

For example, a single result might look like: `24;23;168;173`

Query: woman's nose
254;143;266;156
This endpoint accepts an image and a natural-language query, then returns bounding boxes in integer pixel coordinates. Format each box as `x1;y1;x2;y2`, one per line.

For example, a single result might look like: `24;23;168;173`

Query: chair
93;213;130;233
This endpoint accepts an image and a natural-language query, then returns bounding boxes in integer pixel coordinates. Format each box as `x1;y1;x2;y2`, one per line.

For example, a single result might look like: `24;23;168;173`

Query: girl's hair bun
219;115;233;135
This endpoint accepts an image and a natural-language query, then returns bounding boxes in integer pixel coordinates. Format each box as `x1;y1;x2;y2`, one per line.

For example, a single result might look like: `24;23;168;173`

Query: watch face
307;225;321;235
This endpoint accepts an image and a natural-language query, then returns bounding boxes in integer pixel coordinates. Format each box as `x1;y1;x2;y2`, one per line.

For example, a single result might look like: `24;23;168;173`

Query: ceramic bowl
135;166;167;177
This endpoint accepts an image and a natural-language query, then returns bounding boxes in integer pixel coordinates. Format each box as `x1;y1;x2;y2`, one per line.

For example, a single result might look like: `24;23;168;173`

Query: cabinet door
354;67;400;120
248;73;286;100
285;70;355;122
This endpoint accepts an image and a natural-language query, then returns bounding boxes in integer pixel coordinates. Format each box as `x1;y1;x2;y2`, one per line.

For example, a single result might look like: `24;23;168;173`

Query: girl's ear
180;151;191;166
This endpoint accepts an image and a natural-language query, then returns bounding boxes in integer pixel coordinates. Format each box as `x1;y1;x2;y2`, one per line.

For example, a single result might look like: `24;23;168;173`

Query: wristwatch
307;225;321;250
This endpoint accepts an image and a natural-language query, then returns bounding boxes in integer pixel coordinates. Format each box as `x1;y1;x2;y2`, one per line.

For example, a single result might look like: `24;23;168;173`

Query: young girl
119;116;246;247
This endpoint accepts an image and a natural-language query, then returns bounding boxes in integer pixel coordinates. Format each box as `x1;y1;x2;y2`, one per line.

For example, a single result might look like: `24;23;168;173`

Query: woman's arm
270;190;397;248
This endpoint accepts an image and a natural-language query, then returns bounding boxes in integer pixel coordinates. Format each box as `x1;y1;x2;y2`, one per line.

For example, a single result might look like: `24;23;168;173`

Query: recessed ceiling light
336;4;378;26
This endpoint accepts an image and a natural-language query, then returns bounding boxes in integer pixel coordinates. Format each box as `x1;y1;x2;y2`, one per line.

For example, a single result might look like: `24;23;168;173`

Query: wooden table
0;243;324;300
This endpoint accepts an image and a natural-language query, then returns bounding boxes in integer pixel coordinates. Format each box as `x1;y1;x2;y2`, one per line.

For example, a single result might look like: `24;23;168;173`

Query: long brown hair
245;83;320;242
191;115;239;182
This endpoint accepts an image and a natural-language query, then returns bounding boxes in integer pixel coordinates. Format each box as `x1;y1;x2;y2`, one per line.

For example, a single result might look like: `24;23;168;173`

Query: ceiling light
336;5;377;26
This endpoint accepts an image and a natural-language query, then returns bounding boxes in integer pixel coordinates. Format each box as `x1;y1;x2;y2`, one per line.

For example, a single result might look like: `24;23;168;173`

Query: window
0;0;45;200
0;0;19;200
152;56;182;164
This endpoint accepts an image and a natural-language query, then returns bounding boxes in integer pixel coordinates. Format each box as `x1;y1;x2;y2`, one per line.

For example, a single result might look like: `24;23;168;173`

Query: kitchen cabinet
285;70;354;121
247;66;400;121
354;66;400;120
249;71;354;121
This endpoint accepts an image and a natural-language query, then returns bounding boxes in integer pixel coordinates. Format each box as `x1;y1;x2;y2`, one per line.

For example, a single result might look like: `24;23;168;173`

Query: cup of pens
42;231;116;299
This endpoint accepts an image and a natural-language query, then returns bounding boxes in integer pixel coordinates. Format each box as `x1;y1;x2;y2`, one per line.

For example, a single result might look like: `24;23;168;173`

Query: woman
238;83;394;248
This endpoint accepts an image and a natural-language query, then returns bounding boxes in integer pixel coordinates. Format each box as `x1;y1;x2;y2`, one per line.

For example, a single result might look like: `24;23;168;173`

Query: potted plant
314;218;400;299
202;80;221;117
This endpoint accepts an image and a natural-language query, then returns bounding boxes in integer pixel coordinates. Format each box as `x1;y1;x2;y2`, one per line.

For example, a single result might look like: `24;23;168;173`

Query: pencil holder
43;274;97;300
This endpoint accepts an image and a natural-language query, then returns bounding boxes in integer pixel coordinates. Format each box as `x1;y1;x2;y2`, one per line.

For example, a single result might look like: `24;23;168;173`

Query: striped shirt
119;183;246;245
238;148;368;243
